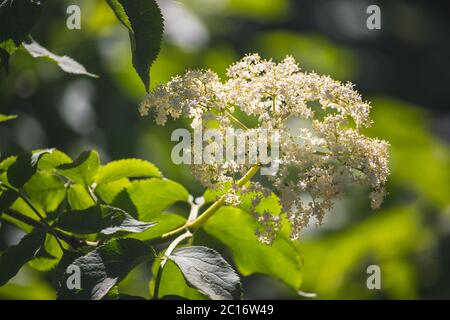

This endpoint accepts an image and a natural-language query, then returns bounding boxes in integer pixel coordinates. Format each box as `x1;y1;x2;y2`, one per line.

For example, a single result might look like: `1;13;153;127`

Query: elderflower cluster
140;54;390;243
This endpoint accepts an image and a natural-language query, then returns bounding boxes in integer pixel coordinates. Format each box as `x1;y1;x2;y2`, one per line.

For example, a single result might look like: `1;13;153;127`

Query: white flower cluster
140;54;390;243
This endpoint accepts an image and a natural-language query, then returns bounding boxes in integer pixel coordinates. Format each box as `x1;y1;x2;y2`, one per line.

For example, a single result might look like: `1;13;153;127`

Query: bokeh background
0;0;449;299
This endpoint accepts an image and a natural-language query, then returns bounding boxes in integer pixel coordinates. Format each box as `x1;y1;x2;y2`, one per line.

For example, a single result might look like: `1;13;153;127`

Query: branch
2;209;94;250
1;183;68;250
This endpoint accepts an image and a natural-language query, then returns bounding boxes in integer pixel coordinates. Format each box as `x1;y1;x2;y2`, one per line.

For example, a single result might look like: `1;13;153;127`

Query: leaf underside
169;246;242;300
106;0;164;91
57;238;153;300
22;39;98;78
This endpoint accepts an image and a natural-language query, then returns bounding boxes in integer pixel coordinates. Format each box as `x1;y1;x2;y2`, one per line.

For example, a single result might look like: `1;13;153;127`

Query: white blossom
140;54;390;243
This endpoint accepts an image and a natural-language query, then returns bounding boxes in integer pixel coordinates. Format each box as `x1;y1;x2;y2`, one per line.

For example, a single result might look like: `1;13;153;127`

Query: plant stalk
161;164;260;239
1;183;67;250
153;230;192;299
2;209;94;249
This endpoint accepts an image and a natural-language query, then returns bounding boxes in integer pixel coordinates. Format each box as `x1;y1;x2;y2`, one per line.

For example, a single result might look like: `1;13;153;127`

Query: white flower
140;54;390;243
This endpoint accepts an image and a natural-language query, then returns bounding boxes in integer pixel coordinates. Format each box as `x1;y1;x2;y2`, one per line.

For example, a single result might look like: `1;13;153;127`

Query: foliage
0;114;17;123
0;229;46;286
0;0;45;71
22;39;98;78
0;146;307;300
167;246;242;300
106;0;164;91
0;0;163;90
1;0;448;301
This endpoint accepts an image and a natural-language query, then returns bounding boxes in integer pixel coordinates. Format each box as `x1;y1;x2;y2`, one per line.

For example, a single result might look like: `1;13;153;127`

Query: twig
2;209;94;250
1;183;66;251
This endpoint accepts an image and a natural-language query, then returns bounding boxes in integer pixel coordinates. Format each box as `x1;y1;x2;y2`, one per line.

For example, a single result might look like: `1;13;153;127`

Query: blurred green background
0;0;449;299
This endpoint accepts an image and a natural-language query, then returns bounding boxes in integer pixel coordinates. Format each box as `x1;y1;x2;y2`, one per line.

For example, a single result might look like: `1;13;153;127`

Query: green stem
161;164;260;239
224;106;249;130
272;95;276;113
86;184;98;204
153;231;192;299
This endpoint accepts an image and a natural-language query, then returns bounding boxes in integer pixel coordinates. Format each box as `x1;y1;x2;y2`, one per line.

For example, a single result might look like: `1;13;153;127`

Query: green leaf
95;178;131;204
28;234;63;272
204;185;282;216
67;184;95;210
37;149;72;171
150;258;206;300
0;114;17;123
0;229;46;286
7;149;53;188
112;178;189;221
168;246;242;300
2;198;40;233
1;149;70;188
0;190;18;212
23;172;66;212
203;207;303;291
104;287;146;300
0;0;45;71
127;213;185;243
106;0;164;91
95;159;161;185
0;40;12;74
0;280;56;299
22;39;98;78
0;0;45;44
0;42;14;73
0;156;15;186
57;205;156;236
57;150;100;186
53;249;82;282
58;238;153;300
